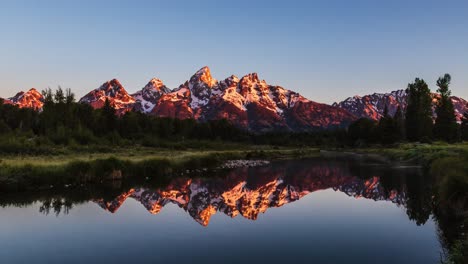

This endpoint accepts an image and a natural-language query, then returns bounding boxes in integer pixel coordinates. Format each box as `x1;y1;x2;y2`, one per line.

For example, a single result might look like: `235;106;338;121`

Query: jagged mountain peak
97;79;126;93
184;67;219;110
8;87;44;109
12;88;41;97
144;78;170;92
239;73;269;90
27;87;41;93
132;78;171;113
240;73;260;83
79;79;135;115
190;66;217;88
145;78;166;90
218;75;240;90
228;75;240;82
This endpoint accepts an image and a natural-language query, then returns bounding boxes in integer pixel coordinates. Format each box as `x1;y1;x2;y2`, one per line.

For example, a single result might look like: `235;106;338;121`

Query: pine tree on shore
393;105;405;141
378;105;399;145
433;74;458;142
405;78;433;142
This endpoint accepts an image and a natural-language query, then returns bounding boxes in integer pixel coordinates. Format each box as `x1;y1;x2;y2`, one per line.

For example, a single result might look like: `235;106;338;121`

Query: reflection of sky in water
0;188;439;264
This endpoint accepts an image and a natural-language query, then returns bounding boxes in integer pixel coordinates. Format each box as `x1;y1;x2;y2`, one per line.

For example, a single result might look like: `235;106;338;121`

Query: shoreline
1;143;466;192
0;148;320;192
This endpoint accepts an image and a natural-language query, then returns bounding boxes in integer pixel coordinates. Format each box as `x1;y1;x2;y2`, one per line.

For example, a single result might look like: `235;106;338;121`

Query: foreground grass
0;140;255;166
357;142;468;166
0;146;319;192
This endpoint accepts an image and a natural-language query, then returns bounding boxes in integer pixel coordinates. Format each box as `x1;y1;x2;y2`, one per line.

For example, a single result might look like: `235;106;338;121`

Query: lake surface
0;157;445;263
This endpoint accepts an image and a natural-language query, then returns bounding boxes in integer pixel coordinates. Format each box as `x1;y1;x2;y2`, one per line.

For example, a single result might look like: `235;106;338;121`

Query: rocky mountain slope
131;78;171;113
78;66;356;132
6;88;44;110
334;90;468;121
78;79;135;115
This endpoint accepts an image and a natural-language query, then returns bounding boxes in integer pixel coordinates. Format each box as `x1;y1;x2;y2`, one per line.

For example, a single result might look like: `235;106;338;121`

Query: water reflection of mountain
95;159;418;226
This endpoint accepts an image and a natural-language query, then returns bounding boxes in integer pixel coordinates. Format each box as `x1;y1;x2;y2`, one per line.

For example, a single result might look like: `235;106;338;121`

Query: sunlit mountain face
78;79;136;116
92;158;427;227
137;67;355;131
6;88;45;110
6;68;468;131
3;67;357;132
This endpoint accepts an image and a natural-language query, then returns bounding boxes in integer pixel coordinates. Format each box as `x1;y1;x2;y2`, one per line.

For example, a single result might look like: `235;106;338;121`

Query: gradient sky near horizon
1;0;467;104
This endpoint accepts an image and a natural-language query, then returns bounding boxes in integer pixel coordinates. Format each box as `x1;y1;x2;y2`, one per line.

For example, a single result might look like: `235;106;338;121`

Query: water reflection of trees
39;198;73;216
348;160;433;225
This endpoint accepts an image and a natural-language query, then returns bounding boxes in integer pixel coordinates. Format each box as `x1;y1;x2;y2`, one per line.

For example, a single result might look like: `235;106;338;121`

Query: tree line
0;74;467;151
0;87;248;149
348;74;468;146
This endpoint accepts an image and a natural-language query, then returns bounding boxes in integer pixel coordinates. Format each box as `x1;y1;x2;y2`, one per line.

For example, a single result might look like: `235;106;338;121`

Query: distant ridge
333;90;468;122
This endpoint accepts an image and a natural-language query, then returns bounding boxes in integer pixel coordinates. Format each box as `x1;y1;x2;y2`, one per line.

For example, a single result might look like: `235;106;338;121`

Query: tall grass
0;148;319;192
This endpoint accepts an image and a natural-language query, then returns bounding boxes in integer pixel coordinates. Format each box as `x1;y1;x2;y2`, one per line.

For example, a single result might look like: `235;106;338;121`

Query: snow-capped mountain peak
186;67;219;110
132;78;171;113
145;78;169;91
190;66;217;88
79;79;135;115
8;88;44;109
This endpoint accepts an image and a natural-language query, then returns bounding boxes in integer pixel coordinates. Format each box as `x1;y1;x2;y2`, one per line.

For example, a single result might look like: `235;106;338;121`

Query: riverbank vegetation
0;147;319;192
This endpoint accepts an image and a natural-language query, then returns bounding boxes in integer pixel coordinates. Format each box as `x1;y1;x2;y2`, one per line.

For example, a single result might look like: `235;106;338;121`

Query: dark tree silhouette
348;118;377;146
393;105;405;141
433;74;458;142
377;105;399;145
405;78;433;142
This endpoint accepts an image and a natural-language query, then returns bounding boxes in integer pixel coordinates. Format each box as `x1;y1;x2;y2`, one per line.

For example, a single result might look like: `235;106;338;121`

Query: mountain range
333;90;468;122
78;67;356;132
2;67;467;131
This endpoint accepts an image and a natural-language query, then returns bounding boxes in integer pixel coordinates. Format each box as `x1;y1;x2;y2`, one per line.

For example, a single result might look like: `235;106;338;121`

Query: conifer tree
433;74;458;142
65;88;75;104
42;88;54;106
393;105;405;141
405;78;433;142
101;98;117;134
54;86;65;104
378;105;399;145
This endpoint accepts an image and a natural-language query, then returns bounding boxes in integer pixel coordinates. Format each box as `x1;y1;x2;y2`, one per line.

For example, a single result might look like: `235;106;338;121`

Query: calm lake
0;157;446;264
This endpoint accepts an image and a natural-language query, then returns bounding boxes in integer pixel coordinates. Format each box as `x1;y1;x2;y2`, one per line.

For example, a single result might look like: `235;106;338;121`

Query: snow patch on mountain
132;78;170;113
8;88;44;110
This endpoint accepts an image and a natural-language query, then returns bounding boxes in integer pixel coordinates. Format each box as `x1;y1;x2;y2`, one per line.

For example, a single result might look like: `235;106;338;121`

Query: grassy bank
360;142;468;166
0;146;319;192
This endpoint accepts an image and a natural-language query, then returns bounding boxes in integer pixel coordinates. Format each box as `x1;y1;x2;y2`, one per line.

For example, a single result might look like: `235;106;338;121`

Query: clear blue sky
1;0;467;104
